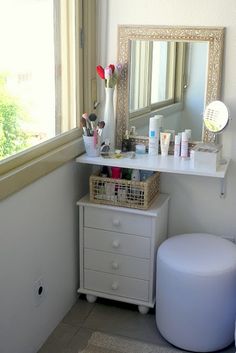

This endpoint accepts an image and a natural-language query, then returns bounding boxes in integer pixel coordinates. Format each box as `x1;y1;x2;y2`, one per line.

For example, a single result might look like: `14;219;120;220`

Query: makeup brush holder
83;135;101;157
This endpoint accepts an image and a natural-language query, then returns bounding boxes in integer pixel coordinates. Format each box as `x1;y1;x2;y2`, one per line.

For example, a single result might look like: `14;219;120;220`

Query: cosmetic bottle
185;129;192;141
129;126;137;137
131;169;140;181
181;132;189;158
185;129;192;157
140;170;154;181
110;167;121;200
131;169;140;198
178;132;182;141
111;167;121;179
100;165;109;177
122;168;132;180
148;115;163;155
174;135;181;157
122;130;130;152
160;132;171;156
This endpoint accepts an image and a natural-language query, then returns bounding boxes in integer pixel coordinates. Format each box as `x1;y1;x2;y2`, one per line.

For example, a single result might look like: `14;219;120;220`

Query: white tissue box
190;143;222;171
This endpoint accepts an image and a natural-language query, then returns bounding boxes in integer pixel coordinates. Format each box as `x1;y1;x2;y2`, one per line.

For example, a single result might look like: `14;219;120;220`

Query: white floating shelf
76;153;230;179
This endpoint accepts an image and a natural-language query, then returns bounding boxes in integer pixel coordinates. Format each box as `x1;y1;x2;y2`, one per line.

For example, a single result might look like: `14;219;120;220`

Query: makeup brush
97;121;105;136
93;101;100;111
80;116;88;135
88;113;97;130
82;113;91;131
98;121;105;129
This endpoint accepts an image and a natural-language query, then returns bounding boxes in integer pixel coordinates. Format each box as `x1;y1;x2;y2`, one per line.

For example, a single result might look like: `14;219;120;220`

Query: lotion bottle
174;135;181;157
160;132;171;156
148;115;163;155
181;132;188;158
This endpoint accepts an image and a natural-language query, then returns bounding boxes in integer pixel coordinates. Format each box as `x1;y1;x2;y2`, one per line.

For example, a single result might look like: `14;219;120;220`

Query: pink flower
104;66;112;79
96;63;122;88
109;64;115;73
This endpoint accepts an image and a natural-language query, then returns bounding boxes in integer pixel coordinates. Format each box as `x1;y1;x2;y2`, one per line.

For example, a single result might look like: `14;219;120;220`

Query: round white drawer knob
112;219;120;226
111;281;119;290
112;261;119;270
112;240;120;248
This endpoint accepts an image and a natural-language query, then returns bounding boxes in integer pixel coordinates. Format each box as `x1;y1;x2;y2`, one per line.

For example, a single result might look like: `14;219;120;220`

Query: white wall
0;161;91;353
97;0;236;238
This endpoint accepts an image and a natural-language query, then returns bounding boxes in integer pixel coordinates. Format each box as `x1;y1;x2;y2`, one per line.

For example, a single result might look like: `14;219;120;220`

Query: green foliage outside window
0;74;30;159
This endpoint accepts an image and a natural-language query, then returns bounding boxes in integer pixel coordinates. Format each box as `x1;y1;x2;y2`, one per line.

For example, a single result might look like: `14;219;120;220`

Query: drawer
84;249;150;280
84;269;149;301
84;206;152;237
84;228;151;258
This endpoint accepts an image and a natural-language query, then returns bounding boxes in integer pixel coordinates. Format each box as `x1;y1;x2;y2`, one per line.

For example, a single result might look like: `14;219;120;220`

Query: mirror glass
116;26;224;148
129;40;177;113
128;40;208;141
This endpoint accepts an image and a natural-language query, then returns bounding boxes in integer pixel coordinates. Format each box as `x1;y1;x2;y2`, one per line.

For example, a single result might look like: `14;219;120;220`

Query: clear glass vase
103;87;115;150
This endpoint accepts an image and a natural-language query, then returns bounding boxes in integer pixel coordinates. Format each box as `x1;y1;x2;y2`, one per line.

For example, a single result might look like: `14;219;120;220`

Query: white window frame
129;41;186;120
0;0;96;200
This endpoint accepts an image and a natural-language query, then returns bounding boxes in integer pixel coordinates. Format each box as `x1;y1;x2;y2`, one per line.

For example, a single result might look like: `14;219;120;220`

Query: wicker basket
89;171;160;209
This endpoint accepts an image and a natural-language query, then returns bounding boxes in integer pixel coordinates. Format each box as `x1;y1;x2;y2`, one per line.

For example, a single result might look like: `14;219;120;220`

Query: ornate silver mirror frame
116;25;224;148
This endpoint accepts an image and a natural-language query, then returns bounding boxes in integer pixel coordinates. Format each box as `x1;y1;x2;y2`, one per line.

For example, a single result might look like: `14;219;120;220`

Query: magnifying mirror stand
202;100;230;198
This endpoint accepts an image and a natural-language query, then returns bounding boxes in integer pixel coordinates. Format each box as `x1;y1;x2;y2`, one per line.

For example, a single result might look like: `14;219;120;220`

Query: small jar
135;144;146;154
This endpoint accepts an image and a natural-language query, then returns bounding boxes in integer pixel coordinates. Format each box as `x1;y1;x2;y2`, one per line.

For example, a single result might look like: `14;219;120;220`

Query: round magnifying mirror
203;100;229;133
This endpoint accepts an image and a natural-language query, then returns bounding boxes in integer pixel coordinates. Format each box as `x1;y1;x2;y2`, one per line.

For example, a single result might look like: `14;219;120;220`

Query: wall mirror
116;26;224;148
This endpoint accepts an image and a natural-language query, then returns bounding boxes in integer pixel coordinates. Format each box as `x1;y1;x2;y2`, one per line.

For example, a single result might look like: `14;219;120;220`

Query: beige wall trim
76;0;84;121
83;0;97;113
0;128;81;176
0;135;85;201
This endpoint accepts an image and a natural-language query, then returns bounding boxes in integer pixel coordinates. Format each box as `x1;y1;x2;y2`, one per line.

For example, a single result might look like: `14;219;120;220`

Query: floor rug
79;332;184;353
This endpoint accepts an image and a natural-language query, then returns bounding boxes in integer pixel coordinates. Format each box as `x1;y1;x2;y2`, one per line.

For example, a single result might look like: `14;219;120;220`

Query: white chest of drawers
77;193;169;313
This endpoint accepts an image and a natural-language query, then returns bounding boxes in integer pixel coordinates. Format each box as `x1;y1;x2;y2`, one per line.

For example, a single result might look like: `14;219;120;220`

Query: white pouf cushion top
158;233;236;275
156;233;236;351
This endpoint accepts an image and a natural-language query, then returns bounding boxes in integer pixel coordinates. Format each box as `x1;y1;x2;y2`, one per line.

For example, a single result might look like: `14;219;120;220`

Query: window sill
0;130;85;201
130;102;183;133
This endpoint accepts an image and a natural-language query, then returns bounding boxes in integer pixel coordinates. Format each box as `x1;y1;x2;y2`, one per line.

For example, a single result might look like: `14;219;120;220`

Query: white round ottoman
156;233;236;352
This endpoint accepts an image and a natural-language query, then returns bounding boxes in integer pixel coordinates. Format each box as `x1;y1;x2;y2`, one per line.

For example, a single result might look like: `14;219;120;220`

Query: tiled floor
38;295;235;353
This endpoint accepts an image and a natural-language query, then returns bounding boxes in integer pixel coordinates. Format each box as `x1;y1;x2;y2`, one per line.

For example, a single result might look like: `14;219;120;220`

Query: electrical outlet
33;277;46;306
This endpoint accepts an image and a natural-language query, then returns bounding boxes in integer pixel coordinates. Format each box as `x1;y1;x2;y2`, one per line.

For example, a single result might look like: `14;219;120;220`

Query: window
0;0;96;200
0;0;78;161
129;40;185;118
151;41;175;105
